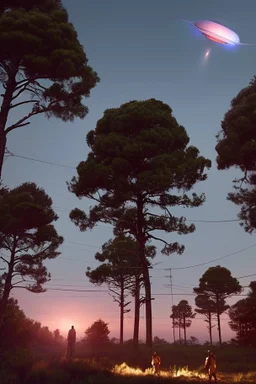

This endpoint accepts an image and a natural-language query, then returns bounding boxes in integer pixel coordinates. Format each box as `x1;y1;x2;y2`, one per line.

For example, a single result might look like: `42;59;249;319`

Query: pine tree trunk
183;315;187;346
209;312;213;346
120;278;124;344
216;295;222;346
0;242;15;328
172;317;176;343
143;266;152;347
0;70;17;180
178;312;181;344
133;274;140;345
238;321;242;346
0;132;6;181
137;195;152;348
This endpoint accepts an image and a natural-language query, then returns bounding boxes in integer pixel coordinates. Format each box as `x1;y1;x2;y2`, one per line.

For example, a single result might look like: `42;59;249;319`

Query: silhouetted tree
87;235;156;344
229;281;256;346
53;328;64;344
175;300;195;346
170;304;182;343
194;266;242;345
0;182;63;326
0;0;99;178
153;336;168;345
188;336;199;345
195;293;216;345
216;76;256;233
86;236;132;345
68;99;211;346
0;293;64;350
84;319;110;347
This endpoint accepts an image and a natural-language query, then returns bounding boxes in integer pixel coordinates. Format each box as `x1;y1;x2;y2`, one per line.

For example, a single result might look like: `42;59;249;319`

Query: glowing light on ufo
180;19;256;46
205;49;210;58
201;48;211;66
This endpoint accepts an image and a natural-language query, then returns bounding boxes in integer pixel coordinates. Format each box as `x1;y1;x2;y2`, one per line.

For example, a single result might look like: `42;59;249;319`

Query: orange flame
112;363;207;379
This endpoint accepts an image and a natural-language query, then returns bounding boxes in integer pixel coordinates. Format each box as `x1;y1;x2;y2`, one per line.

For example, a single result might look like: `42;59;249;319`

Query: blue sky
2;0;256;342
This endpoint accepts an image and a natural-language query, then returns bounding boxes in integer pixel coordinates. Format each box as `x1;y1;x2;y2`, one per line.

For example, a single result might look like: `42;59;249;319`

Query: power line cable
54;242;256;272
236;273;256;279
33;288;250;297
10;153;240;224
54;205;239;224
172;243;256;270
10;153;75;169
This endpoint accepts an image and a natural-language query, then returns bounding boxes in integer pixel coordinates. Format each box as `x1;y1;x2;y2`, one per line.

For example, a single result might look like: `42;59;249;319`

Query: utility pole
165;267;176;343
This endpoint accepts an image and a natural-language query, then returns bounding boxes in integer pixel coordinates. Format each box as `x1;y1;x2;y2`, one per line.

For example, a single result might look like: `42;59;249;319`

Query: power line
236;273;256;279
10;153;75;169
9;153;240;224
55;205;239;224
48;288;108;293
152;293;249;297
62;240;99;249
35;288;250;297
172;243;256;270
55;242;256;272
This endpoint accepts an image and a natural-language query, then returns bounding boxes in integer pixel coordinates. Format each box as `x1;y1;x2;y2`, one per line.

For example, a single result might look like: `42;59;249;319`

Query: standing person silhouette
67;325;76;358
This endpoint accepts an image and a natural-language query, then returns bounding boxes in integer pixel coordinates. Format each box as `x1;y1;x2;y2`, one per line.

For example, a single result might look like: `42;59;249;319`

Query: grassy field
1;344;256;384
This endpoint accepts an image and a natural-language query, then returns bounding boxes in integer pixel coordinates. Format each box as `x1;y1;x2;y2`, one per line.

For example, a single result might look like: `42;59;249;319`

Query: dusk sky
2;0;256;343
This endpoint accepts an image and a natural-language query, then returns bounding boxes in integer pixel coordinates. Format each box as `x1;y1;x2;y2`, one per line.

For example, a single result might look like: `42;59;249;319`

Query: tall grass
1;344;256;383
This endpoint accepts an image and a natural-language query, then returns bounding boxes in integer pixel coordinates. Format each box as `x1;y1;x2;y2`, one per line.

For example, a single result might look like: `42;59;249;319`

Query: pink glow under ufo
181;19;256;46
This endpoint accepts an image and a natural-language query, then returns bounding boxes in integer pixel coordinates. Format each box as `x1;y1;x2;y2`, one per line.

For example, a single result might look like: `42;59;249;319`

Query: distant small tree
170;304;182;343
153;336;168;345
84;319;110;347
229;281;256;346
195;293;216;345
0;296;27;349
176;300;195;346
53;329;64;344
229;299;250;345
86;235;156;344
86;236;133;345
194;266;242;345
110;337;119;344
0;182;63;326
188;336;199;345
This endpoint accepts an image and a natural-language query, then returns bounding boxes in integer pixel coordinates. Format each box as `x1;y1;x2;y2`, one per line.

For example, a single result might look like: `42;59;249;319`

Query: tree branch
11;280;25;287
12;82;30;100
26;87;41;97
11;272;22;278
111;296;121;305
0;63;7;72
146;212;161;218
1;240;13;252
14;79;30;88
10;285;27;289
15;245;32;254
147;233;169;245
0;255;9;265
109;287;120;297
5;104;53;134
10;100;40;109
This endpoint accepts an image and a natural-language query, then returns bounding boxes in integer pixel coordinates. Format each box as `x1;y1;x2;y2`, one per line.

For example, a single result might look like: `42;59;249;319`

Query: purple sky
2;0;256;342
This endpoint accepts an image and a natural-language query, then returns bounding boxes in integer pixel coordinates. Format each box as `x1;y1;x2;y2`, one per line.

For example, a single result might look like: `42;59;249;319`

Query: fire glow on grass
112;362;207;379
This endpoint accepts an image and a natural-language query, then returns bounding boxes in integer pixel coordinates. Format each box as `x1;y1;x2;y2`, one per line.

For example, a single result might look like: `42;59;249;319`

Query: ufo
181;19;256;46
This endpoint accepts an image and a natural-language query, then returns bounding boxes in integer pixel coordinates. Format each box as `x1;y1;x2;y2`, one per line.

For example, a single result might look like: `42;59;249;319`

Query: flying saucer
181;19;256;46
